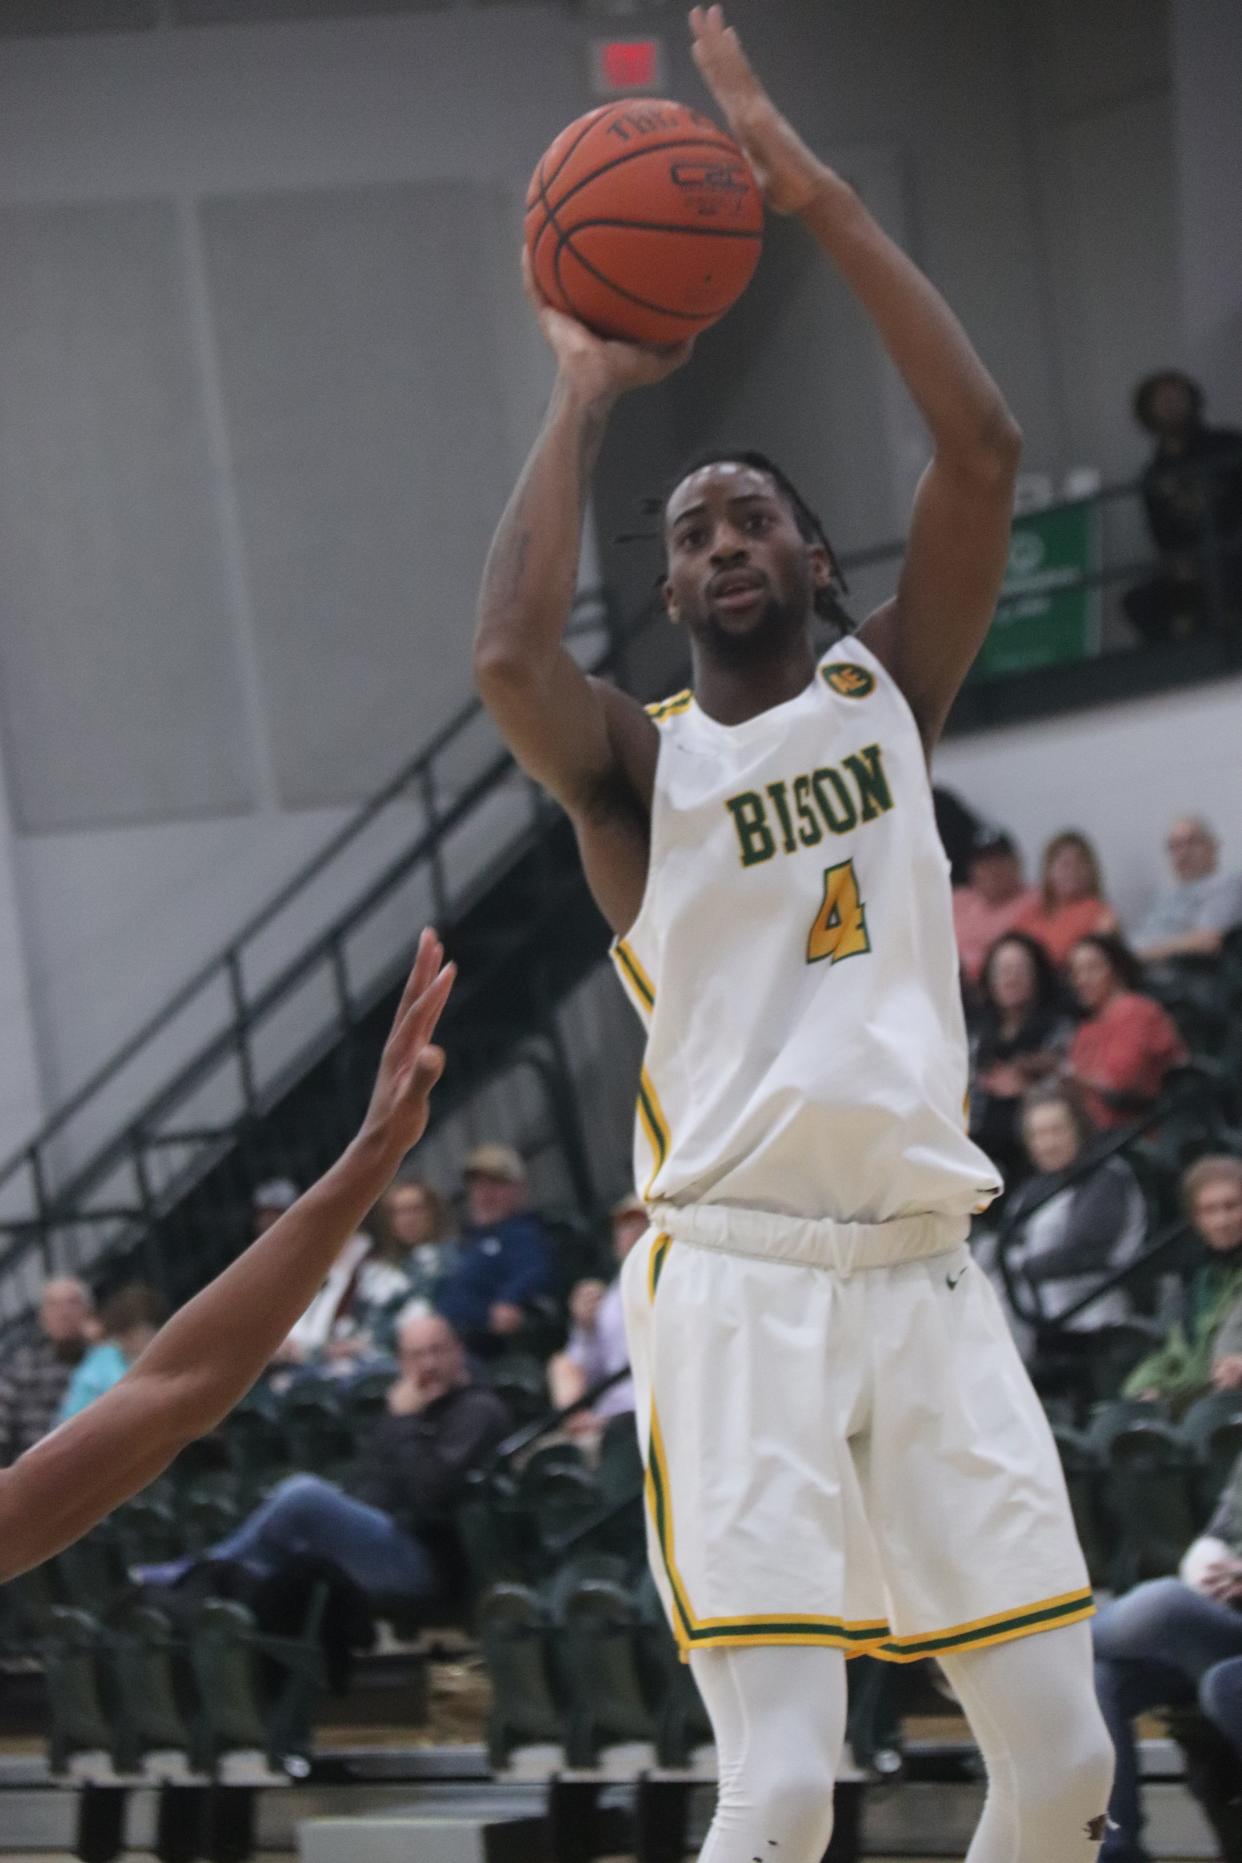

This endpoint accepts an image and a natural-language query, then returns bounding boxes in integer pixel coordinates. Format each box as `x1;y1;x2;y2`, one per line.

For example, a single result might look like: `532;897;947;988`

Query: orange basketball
525;99;764;347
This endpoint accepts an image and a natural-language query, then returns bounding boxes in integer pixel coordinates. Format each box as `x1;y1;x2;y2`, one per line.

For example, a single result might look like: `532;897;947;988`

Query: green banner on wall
975;499;1102;679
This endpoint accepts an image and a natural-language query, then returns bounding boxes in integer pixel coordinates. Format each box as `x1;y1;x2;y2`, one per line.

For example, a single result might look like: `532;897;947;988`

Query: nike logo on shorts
946;1266;969;1291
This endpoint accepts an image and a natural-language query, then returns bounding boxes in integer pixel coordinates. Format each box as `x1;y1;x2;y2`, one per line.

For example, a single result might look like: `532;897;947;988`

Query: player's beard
692;589;807;666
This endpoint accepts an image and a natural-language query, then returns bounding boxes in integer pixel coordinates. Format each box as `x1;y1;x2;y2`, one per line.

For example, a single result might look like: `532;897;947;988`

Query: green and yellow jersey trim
647;1231;673;1303
611;938;656;1017
645;689;693;725
637;1066;671;1198
644;1396;1095;1659
645;1399;890;1654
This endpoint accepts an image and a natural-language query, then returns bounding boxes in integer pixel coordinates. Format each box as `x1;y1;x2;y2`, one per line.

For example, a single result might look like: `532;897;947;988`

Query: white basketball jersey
611;638;1002;1226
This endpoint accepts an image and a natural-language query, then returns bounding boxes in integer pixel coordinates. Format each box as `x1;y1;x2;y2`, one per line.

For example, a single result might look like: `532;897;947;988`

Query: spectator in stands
0;1278;94;1465
1125;1156;1242;1409
548;1192;645;1442
374;1178;462;1317
1014;829;1118;967
139;1313;507;1611
1123;369;1242;644
297;1179;461;1375
1065;933;1187;1131
252;1178;299;1235
59;1283;166;1422
1093;1450;1242;1863
435;1144;558;1357
932;785;983;889
1003;1084;1146;1336
1131;815;1242;977
952;827;1040;989
969;932;1069;1180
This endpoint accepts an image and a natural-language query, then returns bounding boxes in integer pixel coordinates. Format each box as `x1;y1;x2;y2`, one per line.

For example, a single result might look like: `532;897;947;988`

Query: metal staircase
0;586;678;1333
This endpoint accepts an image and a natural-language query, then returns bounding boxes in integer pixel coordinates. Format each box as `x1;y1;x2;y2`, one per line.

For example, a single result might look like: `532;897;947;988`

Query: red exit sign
590;37;666;96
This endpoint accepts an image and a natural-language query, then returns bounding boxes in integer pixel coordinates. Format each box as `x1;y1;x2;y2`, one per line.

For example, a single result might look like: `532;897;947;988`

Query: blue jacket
435;1214;559;1341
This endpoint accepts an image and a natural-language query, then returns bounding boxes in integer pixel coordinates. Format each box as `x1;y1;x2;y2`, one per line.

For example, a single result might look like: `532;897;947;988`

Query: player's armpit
861;433;1020;752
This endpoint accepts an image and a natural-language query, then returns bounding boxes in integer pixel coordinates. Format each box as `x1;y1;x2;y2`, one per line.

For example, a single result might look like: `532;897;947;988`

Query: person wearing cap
433;1144;558;1356
252;1179;300;1236
952;827;1040;989
548;1193;646;1442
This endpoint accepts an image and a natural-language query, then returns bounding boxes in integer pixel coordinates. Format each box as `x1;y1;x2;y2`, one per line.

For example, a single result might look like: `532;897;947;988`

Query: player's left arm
0;931;454;1584
691;5;1021;751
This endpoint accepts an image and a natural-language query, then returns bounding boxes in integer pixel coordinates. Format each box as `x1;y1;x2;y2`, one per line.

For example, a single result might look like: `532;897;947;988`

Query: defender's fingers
394;960;456;1054
388;930;442;1035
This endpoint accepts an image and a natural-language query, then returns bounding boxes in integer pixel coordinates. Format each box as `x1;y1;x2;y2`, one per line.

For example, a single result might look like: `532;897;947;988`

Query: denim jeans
208;1474;439;1603
1093;1576;1242;1861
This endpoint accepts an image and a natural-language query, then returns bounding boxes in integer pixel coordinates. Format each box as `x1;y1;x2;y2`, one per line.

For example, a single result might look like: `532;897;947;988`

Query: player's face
1192;1179;1242;1254
663;465;828;655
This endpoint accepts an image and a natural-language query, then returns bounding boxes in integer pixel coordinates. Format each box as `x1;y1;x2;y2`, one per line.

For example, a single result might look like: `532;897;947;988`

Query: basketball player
0;931;453;1585
475;9;1114;1860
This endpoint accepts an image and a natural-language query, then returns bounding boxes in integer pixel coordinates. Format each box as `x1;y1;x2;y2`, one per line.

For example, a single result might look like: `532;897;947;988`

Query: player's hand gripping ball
525;99;764;347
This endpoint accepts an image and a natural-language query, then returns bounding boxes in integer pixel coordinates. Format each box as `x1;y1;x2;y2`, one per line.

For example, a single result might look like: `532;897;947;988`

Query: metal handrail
2;462;1237;1283
993;1065;1230;1330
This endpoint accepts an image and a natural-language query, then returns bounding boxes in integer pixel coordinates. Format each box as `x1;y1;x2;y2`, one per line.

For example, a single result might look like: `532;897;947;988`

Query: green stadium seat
342;1366;396;1443
108;1600;199;1780
114;1491;181;1566
596;1412;644;1509
1180;1390;1242;1515
1098;1413;1199;1591
478;1582;564;1771
550;1569;656;1766
633;1569;712;1769
44;1607;114;1779
489;1354;552;1429
1051;1425;1111;1590
280;1381;354;1475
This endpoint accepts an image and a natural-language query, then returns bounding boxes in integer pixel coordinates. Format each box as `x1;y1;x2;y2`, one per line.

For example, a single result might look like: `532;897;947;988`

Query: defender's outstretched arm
691;4;1021;749
0;932;454;1583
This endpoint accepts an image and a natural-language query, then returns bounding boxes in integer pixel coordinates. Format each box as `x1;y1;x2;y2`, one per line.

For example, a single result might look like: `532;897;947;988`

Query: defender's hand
522;250;694;402
358;929;455;1158
689;5;827;216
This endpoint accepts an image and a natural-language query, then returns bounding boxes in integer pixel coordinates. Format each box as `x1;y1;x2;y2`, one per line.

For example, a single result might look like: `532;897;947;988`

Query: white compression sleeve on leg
689;1643;849;1863
941;1620;1116;1863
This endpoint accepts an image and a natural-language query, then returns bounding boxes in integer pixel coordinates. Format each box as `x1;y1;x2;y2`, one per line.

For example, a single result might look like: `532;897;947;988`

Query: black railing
994;1065;1234;1332
1;465;1238;1315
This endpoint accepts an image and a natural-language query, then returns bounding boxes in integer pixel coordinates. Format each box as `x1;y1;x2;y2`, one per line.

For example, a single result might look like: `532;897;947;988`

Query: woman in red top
1066;933;1188;1129
1016;830;1118;966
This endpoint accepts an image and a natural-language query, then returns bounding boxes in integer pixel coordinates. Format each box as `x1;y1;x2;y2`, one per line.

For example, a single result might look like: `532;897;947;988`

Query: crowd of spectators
0;778;1238;1846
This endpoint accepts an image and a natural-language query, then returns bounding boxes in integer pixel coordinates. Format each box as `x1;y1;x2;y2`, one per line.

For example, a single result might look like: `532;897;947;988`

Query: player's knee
1014;1716;1115;1841
741;1754;837;1858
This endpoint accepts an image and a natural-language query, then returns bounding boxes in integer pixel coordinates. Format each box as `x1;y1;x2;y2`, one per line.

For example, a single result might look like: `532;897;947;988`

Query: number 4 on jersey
807;858;871;965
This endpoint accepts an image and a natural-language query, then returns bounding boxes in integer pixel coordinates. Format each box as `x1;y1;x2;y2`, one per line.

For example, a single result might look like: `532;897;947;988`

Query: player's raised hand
521;247;694;400
689;5;827;216
359;929;455;1156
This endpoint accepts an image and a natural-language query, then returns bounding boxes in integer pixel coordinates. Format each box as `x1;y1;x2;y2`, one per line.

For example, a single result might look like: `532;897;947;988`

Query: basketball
525;99;764;347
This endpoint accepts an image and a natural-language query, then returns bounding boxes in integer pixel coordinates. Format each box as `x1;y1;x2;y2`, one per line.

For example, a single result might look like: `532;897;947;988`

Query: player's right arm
473;260;692;935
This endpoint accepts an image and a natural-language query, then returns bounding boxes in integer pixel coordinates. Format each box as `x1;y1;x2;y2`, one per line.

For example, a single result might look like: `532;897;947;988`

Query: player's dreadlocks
648;449;856;635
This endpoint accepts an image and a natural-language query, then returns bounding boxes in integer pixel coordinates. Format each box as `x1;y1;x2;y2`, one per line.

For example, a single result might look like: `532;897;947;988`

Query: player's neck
691;635;818;727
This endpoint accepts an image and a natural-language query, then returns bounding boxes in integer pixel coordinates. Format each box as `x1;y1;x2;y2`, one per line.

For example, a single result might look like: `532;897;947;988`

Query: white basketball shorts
621;1201;1093;1661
